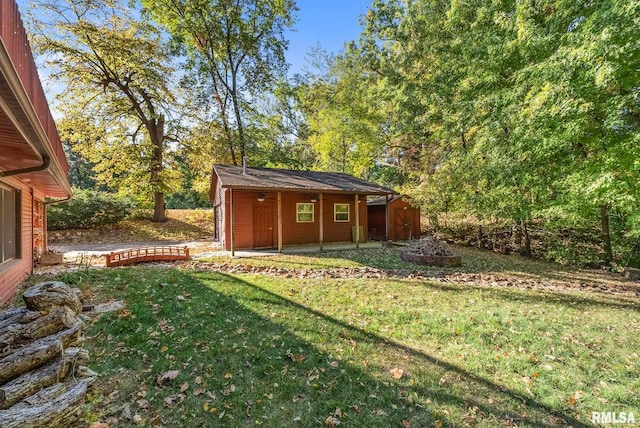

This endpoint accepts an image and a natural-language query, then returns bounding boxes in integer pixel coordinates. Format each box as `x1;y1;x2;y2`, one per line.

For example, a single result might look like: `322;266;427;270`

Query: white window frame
296;203;314;223
334;203;350;222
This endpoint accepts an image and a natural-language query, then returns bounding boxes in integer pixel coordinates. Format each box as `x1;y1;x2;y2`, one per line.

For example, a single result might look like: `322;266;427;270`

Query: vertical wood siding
368;198;421;241
221;190;369;250
0;178;35;303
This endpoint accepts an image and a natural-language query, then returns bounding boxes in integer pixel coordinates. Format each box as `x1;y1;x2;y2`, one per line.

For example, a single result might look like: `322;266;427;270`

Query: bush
48;189;135;230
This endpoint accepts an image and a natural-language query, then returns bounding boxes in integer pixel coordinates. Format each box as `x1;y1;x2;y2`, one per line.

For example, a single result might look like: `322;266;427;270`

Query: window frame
0;184;20;264
296;202;314;223
334;203;350;222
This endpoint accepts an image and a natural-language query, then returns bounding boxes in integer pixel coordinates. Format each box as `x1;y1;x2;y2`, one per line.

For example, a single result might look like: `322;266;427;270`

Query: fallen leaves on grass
117;309;132;318
156;370;180;386
389;367;404;379
287;352;306;363
193;387;206;396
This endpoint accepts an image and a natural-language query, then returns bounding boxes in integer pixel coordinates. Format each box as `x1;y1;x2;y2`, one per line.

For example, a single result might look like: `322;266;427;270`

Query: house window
0;186;20;263
334;203;350;222
296;203;314;223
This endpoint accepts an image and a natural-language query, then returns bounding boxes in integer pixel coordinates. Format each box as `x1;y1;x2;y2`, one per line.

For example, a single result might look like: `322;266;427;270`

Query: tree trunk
0;379;93;428
153;191;166;223
601;205;613;266
521;220;532;258
150;117;167;222
22;282;81;314
477;225;483;249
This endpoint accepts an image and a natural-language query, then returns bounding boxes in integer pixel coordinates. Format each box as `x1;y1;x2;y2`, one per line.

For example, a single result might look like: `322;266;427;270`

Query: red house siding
0;177;38;302
221;190;369;250
368;198;421;241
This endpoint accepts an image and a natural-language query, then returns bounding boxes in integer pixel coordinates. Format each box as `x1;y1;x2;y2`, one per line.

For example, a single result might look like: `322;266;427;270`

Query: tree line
27;0;640;266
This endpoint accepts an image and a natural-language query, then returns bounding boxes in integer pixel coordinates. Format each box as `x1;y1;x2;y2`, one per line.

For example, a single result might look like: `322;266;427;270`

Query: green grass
40;248;639;427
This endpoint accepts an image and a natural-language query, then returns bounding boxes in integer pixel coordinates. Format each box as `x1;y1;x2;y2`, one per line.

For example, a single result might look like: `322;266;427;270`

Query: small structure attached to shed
368;196;421;241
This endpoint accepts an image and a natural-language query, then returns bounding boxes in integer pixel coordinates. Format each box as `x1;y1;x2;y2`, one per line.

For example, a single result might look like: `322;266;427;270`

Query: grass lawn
35;248;640;427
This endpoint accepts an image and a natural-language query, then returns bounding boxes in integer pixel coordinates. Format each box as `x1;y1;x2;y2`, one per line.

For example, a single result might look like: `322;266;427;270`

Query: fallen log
22;282;82;314
0;317;23;337
0;337;63;386
0;379;93;428
0;356;73;409
0;306;77;349
0;307;27;322
0;320;82;385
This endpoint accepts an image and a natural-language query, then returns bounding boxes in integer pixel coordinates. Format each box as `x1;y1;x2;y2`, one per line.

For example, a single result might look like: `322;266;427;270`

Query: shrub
48;189;134;230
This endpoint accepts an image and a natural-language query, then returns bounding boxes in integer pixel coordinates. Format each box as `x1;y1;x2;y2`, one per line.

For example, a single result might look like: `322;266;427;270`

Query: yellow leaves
203;401;217;413
325;408;344;426
389;367;404;380
224;372;233;379
117;309;132;318
402;419;411;428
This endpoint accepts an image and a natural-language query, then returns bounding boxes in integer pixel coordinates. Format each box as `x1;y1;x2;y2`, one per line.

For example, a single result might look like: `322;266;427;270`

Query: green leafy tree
29;0;178;221
140;0;296;166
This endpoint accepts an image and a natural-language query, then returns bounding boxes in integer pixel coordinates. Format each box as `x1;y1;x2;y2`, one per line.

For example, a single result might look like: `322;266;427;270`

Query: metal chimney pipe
242;156;247;175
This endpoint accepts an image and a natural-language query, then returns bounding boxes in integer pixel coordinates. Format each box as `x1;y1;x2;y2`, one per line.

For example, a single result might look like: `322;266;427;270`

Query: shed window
0;186;20;263
296;203;314;223
334;203;350;222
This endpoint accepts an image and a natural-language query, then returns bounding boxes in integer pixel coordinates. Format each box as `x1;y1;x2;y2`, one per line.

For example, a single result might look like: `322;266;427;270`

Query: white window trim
296;203;314;223
334;203;350;222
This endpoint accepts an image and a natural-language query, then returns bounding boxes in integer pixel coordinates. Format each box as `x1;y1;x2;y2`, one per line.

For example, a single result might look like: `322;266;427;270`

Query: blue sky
17;0;371;76
285;0;372;74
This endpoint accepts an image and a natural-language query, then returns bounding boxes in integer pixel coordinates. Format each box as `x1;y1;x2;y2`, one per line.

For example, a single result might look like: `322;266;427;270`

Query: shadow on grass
80;269;434;426
70;267;594;427
212;272;592;428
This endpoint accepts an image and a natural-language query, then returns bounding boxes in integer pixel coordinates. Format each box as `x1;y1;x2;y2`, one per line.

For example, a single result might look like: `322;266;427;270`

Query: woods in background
26;0;640;266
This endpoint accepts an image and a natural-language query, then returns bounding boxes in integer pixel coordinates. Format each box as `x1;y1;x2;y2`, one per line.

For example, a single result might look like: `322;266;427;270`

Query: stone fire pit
400;236;462;267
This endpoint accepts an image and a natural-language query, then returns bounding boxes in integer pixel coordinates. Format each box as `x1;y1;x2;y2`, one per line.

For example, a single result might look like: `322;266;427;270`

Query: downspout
0;156;50;177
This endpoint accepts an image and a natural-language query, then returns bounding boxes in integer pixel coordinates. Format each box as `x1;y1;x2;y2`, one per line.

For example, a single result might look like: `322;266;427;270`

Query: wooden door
253;204;274;248
393;207;417;241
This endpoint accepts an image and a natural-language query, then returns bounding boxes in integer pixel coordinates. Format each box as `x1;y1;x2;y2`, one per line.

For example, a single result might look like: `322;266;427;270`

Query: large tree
29;0;177;221
310;0;640;264
141;0;296;166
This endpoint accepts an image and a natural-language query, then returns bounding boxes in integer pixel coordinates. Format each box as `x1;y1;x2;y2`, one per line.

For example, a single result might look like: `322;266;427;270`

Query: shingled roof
213;164;396;195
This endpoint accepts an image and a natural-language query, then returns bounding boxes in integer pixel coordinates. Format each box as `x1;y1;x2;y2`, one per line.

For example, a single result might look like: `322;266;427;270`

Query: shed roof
213;164;396;195
367;195;405;206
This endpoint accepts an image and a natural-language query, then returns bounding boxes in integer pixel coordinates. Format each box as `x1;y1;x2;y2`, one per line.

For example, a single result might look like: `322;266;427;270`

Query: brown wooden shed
368;196;421;241
210;165;396;254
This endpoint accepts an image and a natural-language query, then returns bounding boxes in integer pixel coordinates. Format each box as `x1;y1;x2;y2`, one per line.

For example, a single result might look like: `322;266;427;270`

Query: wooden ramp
105;246;190;267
